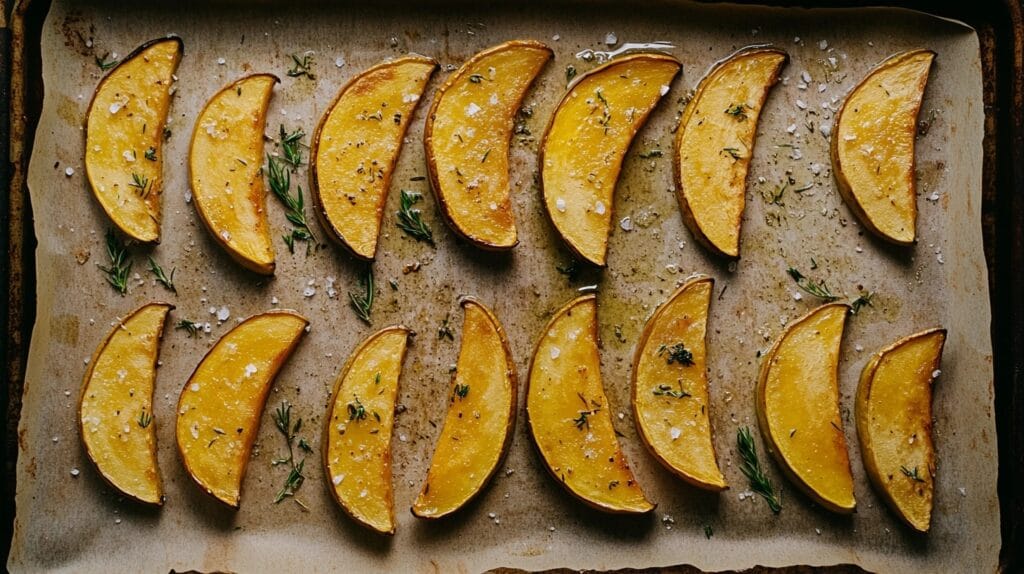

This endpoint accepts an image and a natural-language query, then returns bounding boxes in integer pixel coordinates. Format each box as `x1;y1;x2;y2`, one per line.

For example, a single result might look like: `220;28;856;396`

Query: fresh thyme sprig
658;343;694;366
175;319;200;337
787;267;839;302
396;190;434;244
349;267;374;324
453;383;470;399
98;229;132;295
438;314;454;341
653;383;691;399
725;103;750;120
851;291;875;314
901;465;926;483
147;257;176;293
95;53;119;71
286;52;316;80
267;154;317;253
278;125;305;168
129;172;151;198
737;427;782;514
721;147;743;161
272;401;309;507
137;410;153;429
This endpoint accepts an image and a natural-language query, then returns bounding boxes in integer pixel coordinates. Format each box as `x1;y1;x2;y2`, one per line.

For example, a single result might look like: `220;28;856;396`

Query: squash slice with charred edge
176;310;308;508
323;326;411;535
756;302;856;514
541;54;681;267
412;297;517;519
856;328;946;532
80;302;173;505
189;74;279;275
832;50;935;245
674;47;788;259
527;294;654;513
632;277;727;491
425;40;552;250
85;37;182;243
312;56;437;260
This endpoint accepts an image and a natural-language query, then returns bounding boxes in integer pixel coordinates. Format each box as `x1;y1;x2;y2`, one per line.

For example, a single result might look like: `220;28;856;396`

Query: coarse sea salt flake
65;167;75;177
466;103;482;116
659;85;670;96
550;346;561;359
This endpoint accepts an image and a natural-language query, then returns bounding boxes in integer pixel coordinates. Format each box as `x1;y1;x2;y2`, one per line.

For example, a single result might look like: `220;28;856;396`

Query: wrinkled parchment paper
10;1;996;572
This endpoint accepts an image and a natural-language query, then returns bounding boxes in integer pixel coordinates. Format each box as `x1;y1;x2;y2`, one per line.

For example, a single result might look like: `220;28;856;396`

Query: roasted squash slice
856;328;946;532
189;74;279;274
425;40;552;250
85;37;183;243
527;294;653;513
323;326;410;535
674;47;787;258
176;310;308;508
79;302;173;505
412;297;517;519
756;303;855;514
312;56;437;260
632;277;727;491
832;50;935;245
541;54;681;266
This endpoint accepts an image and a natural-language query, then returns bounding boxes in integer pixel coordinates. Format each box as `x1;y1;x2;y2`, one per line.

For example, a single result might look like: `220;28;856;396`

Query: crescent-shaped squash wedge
527;294;653;513
832;50;935;245
85;37;183;243
425;40;552;250
190;74;279;275
674;47;788;258
541;54;681;267
856;328;946;532
412;297;517;519
756;303;856;514
176;310;308;508
323;326;410;535
312;56;437;260
632;277;726;491
79;302;173;505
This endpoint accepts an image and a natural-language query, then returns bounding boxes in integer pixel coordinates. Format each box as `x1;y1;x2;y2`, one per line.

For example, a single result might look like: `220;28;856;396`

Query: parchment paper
10;1;997;572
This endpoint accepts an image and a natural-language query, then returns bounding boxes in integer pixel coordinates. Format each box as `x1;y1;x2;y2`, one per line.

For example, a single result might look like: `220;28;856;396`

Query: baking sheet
9;1;996;572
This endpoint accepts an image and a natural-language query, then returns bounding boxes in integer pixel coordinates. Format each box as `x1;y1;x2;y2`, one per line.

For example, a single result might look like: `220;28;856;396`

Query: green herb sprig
438;314;454;341
96;53;119;71
658;343;694;366
129;172;151;198
900;465;926;483
396;190;434;244
851;291;875;314
725;103;750;120
653;383;691;399
787;267;839;302
267;154;317;253
272;401;309;507
349;267;374;324
286;53;316;80
98;229;132;295
147;257;176;293
453;384;470;399
279;125;306;168
137;410;152;429
175;319;200;337
737;427;782;513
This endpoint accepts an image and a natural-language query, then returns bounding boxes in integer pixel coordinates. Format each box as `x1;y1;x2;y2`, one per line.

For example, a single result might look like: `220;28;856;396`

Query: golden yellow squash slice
175;310;308;508
541;54;681;266
412;298;517;519
527;294;653;513
312;56;437;260
832;50;935;245
674;47;787;258
425;40;552;250
79;302;172;505
323;326;410;535
84;37;183;243
756;303;856;514
190;74;279;275
856;328;946;532
632;277;726;491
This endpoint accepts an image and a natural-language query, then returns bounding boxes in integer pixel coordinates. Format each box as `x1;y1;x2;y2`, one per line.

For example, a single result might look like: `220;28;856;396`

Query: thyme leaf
787;267;839;302
286;52;316;80
95;53;119;71
900;465;926;483
737;427;782;513
653;382;690;399
278;124;306;168
396;190;434;244
97;229;131;295
850;291;875;314
349;267;374;324
657;342;694;366
147;257;176;293
347;395;367;421
129;172;151;198
724;103;750;120
453;383;470;399
721;147;743;161
438;314;454;341
137;410;152;429
175;319;200;337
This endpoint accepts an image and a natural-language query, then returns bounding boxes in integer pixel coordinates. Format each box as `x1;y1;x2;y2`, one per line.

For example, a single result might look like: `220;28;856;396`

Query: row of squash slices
79;37;945;534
